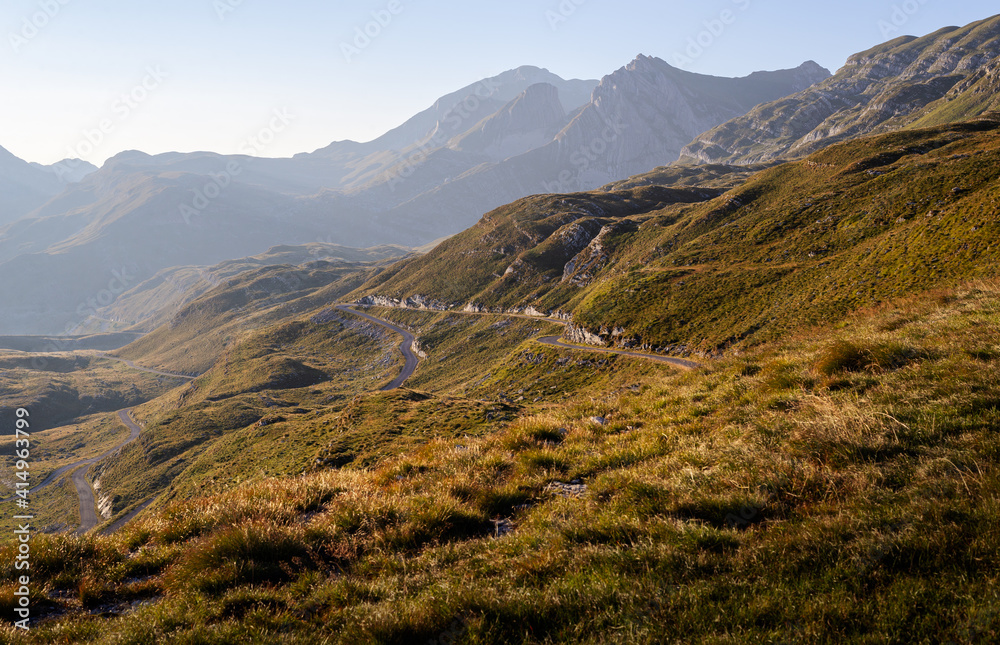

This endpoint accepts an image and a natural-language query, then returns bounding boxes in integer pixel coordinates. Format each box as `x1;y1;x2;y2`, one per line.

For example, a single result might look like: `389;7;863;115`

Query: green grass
351;117;1000;357
1;117;999;642
114;261;382;375
3;280;998;642
0;352;180;432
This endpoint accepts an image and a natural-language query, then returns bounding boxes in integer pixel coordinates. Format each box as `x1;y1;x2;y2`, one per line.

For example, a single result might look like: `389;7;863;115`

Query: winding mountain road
338;304;701;387
12;307;696;533
97;353;197;380
335;304;419;391
72;410;144;534
2;410;144;533
537;336;700;370
5;353;194;532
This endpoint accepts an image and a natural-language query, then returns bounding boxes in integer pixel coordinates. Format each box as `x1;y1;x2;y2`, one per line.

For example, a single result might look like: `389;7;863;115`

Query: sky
1;0;996;166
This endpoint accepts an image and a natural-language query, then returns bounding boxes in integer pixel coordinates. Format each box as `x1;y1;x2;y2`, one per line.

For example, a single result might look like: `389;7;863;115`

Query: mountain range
681;14;1000;164
0;59;827;335
0;145;95;224
3;15;1000;337
3;14;1000;642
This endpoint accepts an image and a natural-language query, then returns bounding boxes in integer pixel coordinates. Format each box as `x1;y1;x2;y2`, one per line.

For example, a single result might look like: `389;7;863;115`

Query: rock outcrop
680;16;1000;165
450;83;568;161
565;323;607;346
546;55;830;190
356;295;453;311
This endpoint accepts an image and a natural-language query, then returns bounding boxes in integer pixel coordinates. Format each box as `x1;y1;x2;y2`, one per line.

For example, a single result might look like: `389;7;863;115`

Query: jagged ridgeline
682;14;1000;164
356;116;1000;355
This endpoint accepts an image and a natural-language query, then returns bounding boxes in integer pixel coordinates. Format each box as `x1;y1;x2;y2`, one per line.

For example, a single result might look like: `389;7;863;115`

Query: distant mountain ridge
0;56;828;334
681;14;1000;164
353;116;1000;353
0;145;95;224
543;55;830;189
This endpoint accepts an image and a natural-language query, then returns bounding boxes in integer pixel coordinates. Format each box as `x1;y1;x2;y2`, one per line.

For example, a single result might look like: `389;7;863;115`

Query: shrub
169;522;311;592
815;340;926;376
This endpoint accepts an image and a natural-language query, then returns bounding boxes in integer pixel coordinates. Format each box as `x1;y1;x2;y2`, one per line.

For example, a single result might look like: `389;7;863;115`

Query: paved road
71;467;99;535
7;307;697;532
4;357;188;506
74;410;144;534
537;336;700;371
97;353;196;380
335;305;418;391
340;304;701;376
3;409;141;502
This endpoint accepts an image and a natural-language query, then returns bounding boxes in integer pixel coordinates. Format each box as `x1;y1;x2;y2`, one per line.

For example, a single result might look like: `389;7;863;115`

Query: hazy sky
1;0;996;165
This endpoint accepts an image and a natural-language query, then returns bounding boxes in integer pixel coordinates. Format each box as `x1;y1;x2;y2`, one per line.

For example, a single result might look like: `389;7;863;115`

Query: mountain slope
903;54;1000;127
354;116;1000;355
8;269;1000;643
309;65;597;157
449;83;569;160
80;244;411;334
681;15;1000;165
0;57;830;335
0;146;65;224
338;56;830;244
549;55;829;187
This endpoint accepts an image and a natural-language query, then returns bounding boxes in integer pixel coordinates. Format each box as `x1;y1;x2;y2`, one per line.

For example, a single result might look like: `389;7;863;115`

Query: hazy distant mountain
0;58;827;334
681;15;1000;165
449;83;569;161
543;55;831;187
351;56;830;235
31;158;99;184
311;65;597;156
80;243;410;334
0;146;95;224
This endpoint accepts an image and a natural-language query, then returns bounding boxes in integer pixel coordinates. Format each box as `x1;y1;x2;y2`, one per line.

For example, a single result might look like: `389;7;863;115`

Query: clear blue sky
1;0;996;165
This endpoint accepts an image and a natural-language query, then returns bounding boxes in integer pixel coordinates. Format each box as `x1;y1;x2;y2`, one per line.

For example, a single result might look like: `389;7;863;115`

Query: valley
1;12;999;642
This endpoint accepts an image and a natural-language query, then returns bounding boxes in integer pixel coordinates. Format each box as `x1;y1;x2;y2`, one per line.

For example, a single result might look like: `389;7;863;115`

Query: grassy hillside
91;306;408;522
0;353;181;432
83;243;412;334
2;279;998;642
0;413;138;535
115;260;388;375
353;117;1000;356
0;114;998;642
353;186;721;309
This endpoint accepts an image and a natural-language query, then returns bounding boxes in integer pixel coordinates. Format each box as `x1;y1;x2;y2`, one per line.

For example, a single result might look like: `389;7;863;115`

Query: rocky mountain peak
506;83;565;124
680;14;1000;166
449;83;567;160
